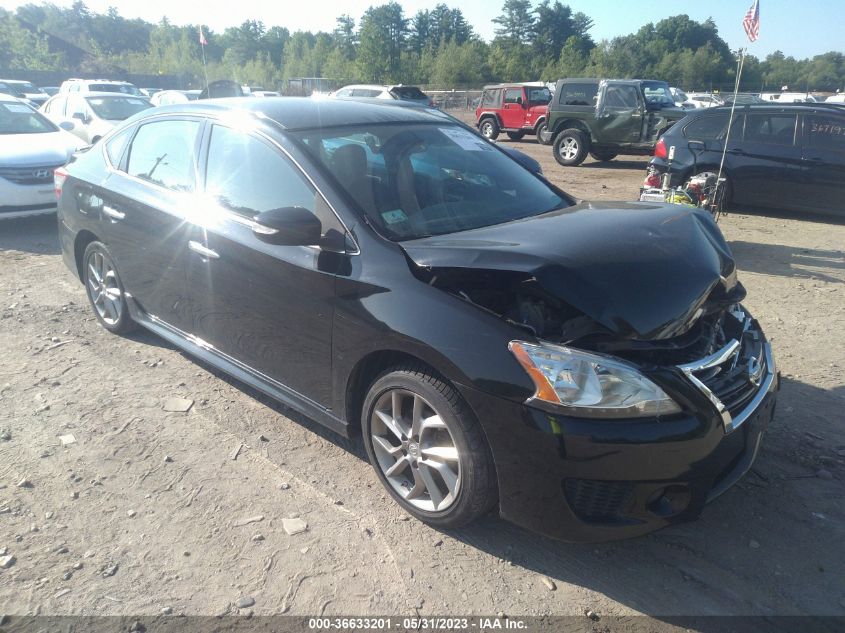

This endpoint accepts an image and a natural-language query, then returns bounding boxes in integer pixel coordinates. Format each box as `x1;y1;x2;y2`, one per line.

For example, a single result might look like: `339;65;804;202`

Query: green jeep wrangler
546;78;687;166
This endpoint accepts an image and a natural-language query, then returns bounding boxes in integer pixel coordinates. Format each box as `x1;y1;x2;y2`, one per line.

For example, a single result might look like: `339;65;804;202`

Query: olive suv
546;78;687;166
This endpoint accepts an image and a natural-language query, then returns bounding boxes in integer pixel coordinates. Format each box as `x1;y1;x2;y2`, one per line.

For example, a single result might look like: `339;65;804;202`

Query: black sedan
55;98;778;541
648;102;845;216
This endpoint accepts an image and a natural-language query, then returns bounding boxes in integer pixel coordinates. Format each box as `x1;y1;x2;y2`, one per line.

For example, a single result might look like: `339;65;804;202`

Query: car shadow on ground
581;159;649;170
729;240;845;283
726;204;845;228
0;214;60;255
446;376;845;619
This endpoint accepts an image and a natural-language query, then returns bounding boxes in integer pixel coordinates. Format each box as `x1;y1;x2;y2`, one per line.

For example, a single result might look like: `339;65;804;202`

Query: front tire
553;128;589;166
361;366;497;529
82;241;136;334
506;131;526;141
478;118;500;140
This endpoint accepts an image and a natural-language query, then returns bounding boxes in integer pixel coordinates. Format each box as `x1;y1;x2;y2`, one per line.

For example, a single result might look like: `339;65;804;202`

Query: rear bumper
0;204;56;220
459;350;779;543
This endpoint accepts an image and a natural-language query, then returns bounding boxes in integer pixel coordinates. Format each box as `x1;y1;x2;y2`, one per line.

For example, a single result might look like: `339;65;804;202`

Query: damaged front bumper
458;310;779;543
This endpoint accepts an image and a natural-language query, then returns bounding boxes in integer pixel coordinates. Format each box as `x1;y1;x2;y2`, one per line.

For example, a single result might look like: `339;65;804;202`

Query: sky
3;0;841;59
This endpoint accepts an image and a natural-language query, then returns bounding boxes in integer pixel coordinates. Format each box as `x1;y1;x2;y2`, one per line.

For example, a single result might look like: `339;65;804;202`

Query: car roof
147;97;449;131
0;94;28;104
482;82;547;89
339;84;388;90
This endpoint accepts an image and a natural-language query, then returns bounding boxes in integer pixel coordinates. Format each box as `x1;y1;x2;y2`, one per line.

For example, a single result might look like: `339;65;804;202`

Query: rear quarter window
481;89;501;108
559;83;598;106
806;115;845;153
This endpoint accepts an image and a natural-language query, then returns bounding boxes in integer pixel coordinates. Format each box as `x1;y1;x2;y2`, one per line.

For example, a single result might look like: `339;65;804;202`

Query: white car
826;94;845;103
250;90;280;98
59;78;142;96
332;84;433;106
684;92;725;108
150;90;202;106
761;92;818;103
0;96;84;220
40;92;151;144
0;79;49;107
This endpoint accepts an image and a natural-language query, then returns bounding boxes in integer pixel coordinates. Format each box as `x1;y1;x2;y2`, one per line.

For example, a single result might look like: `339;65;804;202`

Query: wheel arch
477;112;502;128
552;118;591;137
73;229;100;280
345;349;452;437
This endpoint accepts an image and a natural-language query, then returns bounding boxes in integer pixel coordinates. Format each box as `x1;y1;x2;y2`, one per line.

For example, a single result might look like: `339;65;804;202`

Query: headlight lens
509;340;682;418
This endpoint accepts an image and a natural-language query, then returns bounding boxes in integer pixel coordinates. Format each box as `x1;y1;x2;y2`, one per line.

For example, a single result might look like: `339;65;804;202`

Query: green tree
357;3;407;83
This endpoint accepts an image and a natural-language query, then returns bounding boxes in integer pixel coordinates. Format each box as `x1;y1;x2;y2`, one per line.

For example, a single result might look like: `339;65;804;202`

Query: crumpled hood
401;202;739;340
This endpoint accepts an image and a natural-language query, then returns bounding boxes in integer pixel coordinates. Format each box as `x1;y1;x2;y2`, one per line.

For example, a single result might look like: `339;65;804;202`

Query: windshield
0;101;58;134
0;83;25;98
89;83;142;96
390;86;426;100
294;123;568;241
527;86;552;105
86;96;151;120
642;82;676;108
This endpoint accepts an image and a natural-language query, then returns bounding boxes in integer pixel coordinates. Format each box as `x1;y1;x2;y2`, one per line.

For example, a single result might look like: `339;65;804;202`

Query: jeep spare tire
479;118;500;140
553;128;589;166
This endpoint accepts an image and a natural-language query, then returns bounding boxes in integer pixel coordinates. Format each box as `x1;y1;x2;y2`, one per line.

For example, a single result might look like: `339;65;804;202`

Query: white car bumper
0;175;58;220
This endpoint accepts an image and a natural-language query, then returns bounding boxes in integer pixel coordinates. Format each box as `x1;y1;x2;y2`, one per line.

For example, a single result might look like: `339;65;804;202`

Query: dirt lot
1;126;844;626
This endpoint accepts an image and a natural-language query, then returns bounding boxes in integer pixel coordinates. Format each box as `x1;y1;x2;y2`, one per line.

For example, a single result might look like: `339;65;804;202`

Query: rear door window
126;119;200;192
744;113;797;145
559;83;598;106
805;114;845;153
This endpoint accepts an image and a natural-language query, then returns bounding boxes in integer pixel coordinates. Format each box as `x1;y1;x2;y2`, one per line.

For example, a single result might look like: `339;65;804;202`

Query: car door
595;82;643;143
799;111;845;215
184;123;341;406
501;88;525;129
97;117;203;332
729;110;801;208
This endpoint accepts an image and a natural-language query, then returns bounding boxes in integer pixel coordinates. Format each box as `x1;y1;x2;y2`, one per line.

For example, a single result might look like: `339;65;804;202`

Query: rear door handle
727;148;747;155
188;240;220;260
102;205;125;221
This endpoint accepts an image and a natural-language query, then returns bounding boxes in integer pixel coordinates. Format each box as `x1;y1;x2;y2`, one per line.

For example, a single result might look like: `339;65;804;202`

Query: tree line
1;0;844;93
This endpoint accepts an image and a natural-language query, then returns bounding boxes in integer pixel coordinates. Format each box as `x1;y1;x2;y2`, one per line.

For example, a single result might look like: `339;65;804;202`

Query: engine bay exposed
415;264;748;367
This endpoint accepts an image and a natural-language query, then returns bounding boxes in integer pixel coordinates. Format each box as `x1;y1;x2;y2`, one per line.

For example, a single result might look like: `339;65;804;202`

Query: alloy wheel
559;137;580;161
370;389;461;512
480;122;493;138
86;251;123;325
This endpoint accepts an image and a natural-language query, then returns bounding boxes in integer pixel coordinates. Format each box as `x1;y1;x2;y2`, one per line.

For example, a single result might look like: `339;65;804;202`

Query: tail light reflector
54;166;68;198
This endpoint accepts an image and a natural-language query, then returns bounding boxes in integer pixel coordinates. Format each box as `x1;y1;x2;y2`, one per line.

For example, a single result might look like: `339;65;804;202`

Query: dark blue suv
648;103;845;216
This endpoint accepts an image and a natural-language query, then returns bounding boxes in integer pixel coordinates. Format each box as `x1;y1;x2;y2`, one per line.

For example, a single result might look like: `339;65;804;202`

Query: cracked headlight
509;340;682;419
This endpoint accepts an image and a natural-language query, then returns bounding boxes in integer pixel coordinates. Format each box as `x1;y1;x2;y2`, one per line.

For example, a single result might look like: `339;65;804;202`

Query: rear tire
82;241;136;335
506;131;526;141
589;151;618;162
536;121;552;145
478;118;500;140
361;365;497;529
553;128;589;166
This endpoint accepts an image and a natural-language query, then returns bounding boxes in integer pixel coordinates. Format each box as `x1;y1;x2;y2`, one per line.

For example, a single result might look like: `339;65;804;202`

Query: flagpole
713;47;744;219
199;26;210;94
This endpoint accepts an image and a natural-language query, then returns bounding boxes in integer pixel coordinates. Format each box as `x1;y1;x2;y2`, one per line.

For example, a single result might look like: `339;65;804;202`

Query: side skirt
125;297;349;438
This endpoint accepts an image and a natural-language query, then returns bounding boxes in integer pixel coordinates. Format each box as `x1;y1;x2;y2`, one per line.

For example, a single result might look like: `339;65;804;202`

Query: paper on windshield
2;103;33;114
439;127;493;151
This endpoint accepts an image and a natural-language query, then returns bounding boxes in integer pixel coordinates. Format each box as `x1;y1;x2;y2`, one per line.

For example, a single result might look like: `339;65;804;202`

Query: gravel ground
0;122;844;625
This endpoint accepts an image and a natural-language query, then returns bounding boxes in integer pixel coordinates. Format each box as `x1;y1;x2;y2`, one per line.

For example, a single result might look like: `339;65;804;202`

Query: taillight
654;138;667;159
54;166;68;198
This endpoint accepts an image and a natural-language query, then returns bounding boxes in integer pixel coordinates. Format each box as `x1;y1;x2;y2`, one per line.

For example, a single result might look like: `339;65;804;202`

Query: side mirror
688;140;706;152
71;112;87;123
58;121;75;131
253;207;322;246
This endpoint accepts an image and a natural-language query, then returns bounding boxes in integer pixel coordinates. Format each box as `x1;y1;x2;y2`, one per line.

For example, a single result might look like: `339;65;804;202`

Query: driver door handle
102;205;125;221
188;240;220;260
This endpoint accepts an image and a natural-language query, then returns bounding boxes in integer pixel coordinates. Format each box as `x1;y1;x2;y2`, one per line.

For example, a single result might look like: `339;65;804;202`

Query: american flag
743;0;760;42
198;25;208;47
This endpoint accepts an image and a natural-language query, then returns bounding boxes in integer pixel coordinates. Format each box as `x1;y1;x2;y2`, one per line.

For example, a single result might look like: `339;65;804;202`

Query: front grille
0;164;62;186
563;479;635;523
678;307;771;431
